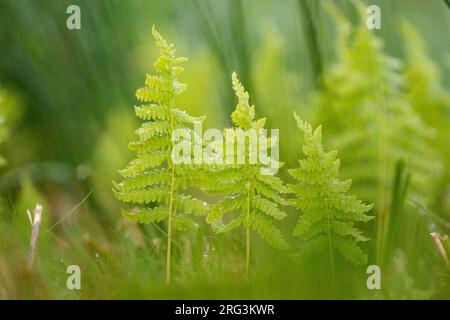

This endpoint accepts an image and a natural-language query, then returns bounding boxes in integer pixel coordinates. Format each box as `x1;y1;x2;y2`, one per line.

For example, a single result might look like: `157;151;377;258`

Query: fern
401;21;450;172
311;2;442;261
288;112;373;276
206;72;289;277
113;26;207;284
318;2;441;198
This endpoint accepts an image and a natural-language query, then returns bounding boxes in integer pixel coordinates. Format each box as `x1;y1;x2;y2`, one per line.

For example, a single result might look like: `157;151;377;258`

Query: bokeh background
0;0;449;299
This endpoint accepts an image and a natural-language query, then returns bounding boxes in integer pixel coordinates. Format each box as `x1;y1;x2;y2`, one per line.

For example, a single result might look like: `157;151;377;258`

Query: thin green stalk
374;63;388;266
166;101;176;284
245;187;251;279
324;195;336;286
40;190;93;239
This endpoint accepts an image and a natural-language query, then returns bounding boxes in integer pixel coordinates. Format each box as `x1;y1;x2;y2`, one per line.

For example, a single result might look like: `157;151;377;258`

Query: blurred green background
0;0;449;299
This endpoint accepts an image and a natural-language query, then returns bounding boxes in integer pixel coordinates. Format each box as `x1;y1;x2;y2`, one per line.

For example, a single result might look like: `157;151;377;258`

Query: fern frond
307;3;443;223
206;72;289;277
401;21;450;173
231;72;255;130
288;114;373;266
113;26;207;283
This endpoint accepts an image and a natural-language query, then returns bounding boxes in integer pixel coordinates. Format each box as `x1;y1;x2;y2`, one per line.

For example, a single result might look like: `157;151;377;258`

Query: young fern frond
113;26;207;284
206;72;289;278
289;112;373;272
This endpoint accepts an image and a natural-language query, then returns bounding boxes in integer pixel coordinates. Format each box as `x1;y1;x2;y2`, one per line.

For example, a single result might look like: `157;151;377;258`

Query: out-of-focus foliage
0;88;22;166
91;108;136;217
312;2;442;210
251;29;304;166
401;21;450;213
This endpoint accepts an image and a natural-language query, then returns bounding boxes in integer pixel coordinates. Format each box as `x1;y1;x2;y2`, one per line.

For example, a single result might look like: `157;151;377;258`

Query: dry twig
27;204;43;270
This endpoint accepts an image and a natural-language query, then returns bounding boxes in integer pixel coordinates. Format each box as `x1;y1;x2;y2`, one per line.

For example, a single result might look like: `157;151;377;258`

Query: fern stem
245;187;251;279
325;196;336;286
374;60;388;266
166;102;176;284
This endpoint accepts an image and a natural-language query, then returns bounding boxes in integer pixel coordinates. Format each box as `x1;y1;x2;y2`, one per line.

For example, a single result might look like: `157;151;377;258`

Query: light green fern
401;21;450;170
206;72;289;277
318;2;441;198
288;112;373;275
113;26;207;283
312;2;441;261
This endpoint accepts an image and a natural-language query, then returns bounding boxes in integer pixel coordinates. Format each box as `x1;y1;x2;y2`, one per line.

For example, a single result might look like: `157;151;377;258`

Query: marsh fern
113;26;207;283
288;112;373;267
206;72;289;276
402;21;450;171
312;2;441;209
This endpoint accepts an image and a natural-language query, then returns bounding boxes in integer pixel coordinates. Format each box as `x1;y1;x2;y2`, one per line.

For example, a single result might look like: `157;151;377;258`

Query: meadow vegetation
0;0;449;299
